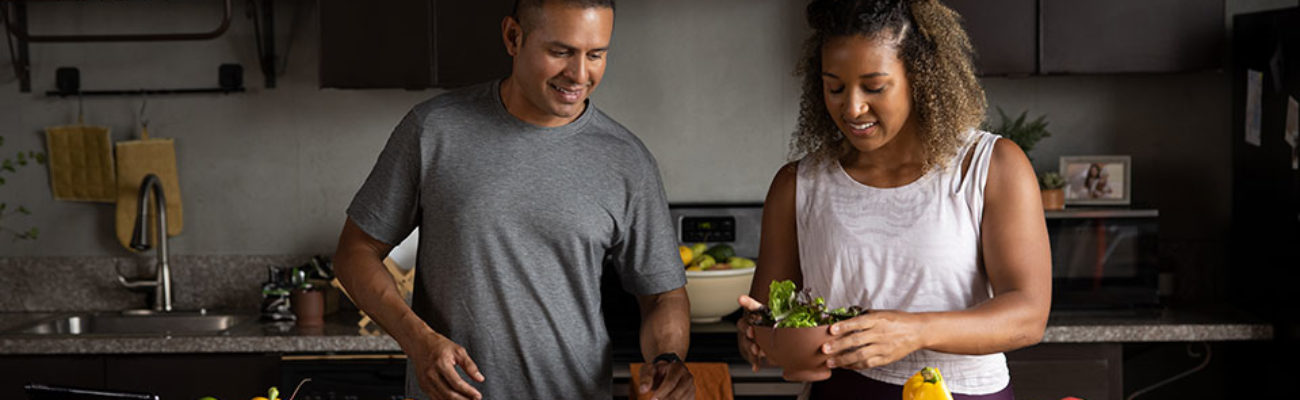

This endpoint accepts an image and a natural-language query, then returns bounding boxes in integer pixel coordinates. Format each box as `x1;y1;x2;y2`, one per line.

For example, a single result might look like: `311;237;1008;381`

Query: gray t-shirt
346;81;685;399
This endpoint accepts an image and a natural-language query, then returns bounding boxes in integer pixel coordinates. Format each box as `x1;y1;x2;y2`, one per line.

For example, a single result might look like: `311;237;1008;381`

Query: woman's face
821;34;915;155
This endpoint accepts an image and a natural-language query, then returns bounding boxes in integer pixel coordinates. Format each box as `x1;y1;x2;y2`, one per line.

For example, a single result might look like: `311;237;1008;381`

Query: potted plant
0;135;46;241
747;280;864;381
983;107;1051;165
1040;172;1065;210
984;107;1065;202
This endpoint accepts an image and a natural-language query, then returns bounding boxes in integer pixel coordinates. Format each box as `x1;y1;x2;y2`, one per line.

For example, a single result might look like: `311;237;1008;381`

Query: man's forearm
637;287;691;362
335;247;432;351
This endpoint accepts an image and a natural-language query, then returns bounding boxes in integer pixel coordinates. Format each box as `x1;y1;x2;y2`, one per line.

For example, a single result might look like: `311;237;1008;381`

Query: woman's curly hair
792;0;986;171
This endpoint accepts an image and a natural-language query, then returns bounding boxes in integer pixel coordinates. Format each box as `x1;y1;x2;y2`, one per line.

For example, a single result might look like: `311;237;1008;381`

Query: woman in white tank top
736;1;1052;398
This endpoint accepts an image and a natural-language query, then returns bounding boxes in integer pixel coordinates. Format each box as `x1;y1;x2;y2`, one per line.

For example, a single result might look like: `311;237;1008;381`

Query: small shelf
1045;208;1159;219
46;88;244;97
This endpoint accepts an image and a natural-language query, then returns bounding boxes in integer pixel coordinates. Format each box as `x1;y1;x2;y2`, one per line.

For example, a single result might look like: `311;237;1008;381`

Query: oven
602;203;803;398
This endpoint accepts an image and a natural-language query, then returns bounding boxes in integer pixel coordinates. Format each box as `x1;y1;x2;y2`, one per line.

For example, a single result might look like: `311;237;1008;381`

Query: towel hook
137;94;150;139
76;91;84;124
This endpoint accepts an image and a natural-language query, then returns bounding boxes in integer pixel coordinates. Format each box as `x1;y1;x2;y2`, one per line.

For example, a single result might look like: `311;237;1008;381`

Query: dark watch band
653;352;682;364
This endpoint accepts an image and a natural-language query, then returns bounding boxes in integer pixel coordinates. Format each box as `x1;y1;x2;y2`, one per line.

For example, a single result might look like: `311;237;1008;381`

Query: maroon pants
808;369;1015;400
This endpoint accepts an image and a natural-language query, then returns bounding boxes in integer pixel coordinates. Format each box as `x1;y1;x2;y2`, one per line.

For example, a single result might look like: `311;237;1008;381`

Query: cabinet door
0;356;104;399
433;1;513;87
104;354;280;400
1041;0;1224;74
1007;343;1122;400
320;0;434;89
947;0;1038;76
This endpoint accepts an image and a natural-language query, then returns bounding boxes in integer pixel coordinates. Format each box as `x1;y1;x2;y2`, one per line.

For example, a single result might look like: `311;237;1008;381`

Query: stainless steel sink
12;311;253;335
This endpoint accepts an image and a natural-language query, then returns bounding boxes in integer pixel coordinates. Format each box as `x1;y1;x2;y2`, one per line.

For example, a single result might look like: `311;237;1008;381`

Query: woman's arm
825;140;1052;369
737;162;805;370
750;162;805;303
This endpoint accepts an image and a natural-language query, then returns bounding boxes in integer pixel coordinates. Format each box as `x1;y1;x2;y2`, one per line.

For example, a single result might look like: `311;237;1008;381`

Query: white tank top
794;130;1009;395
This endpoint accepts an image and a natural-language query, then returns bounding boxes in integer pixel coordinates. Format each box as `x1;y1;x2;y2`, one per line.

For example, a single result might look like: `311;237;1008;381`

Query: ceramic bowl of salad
748;280;865;382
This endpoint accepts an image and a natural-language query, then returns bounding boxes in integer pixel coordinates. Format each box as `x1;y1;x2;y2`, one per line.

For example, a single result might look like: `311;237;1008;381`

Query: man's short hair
511;0;616;32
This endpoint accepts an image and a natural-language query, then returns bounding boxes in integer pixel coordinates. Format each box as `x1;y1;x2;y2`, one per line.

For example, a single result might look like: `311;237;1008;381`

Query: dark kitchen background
1;0;1298;399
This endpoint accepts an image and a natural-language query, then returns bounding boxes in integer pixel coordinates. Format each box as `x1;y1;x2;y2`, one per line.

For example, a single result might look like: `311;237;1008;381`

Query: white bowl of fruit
680;243;756;323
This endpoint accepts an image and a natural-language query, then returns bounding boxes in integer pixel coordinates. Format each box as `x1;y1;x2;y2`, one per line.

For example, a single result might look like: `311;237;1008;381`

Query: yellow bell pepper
903;367;953;400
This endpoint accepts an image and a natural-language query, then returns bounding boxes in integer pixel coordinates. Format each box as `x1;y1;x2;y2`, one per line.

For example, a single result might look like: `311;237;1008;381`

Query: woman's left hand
822;310;926;370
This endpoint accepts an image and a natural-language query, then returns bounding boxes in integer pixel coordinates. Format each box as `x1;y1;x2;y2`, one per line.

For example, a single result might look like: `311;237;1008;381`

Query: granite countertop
0;307;1273;356
0;311;402;355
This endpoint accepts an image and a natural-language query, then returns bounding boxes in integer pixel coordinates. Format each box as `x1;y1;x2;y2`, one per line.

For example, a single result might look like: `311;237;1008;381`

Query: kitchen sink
11;311;254;335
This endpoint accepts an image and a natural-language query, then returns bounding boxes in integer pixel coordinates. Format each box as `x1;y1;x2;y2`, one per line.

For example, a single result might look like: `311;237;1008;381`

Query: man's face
502;4;613;127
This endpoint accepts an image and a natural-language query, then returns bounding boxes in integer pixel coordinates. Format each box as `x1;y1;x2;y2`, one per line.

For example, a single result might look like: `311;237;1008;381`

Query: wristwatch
653;352;682;365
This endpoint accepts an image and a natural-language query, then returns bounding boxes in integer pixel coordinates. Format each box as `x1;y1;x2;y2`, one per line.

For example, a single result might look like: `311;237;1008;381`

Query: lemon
690;243;708;257
678;245;694;266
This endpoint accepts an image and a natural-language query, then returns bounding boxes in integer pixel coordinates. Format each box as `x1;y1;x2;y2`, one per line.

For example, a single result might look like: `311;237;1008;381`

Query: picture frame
1059;155;1131;206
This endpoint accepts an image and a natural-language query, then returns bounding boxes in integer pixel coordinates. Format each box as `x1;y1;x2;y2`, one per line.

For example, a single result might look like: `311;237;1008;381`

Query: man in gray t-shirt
334;1;694;399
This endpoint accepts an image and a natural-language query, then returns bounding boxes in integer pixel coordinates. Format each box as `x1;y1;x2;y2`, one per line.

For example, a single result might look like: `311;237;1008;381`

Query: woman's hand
823;310;926;370
736;295;773;371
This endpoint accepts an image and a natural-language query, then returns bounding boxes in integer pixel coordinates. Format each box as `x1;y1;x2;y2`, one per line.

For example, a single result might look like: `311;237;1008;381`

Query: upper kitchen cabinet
948;0;1038;76
1040;0;1224;74
320;0;512;89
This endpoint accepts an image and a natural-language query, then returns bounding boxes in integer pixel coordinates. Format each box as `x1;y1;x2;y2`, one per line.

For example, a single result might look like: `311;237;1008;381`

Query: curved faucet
117;174;173;312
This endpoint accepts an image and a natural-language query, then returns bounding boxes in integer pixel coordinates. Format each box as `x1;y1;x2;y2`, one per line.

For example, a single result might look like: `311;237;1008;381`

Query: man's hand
409;331;486;400
637;358;694;400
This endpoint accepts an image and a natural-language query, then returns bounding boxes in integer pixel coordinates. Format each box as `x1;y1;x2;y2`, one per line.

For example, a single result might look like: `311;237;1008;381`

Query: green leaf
1;159;13;173
0;202;6;211
34;152;46;164
0;176;5;186
17;206;29;215
768;280;796;319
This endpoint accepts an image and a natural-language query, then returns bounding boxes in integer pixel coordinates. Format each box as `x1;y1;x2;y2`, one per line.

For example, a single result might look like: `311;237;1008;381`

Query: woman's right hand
737;295;772;372
409;331;485;400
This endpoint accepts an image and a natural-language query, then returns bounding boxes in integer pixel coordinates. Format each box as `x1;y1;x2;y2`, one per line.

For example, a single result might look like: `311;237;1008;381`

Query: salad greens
753;280;865;328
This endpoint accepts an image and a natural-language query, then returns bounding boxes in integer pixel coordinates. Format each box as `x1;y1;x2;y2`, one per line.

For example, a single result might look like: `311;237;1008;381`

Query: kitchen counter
0;307;1273;356
0;312;402;355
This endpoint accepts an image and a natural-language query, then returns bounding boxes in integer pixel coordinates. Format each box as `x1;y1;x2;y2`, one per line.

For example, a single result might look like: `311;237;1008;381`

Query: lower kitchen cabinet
280;355;407;400
0;355;104;399
1007;343;1122;400
104;354;280;400
0;354;279;400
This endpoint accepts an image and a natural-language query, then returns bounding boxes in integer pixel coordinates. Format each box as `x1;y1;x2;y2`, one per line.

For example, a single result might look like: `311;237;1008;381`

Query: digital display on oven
680;216;735;242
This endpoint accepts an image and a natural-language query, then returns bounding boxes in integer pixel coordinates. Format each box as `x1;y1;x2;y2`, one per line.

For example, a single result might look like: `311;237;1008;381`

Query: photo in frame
1060;155;1131;205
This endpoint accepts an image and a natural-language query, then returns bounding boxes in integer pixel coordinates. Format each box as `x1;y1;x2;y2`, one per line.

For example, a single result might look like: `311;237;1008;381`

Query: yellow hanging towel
114;127;182;250
44;124;116;203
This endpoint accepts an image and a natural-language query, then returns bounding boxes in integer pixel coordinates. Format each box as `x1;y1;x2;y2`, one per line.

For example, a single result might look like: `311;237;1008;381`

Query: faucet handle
117;273;156;289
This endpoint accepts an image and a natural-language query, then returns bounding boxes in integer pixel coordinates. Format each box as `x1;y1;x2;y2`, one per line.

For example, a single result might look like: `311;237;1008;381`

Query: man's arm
334;217;485;399
634;286;694;400
636;287;690;361
334;218;427;348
